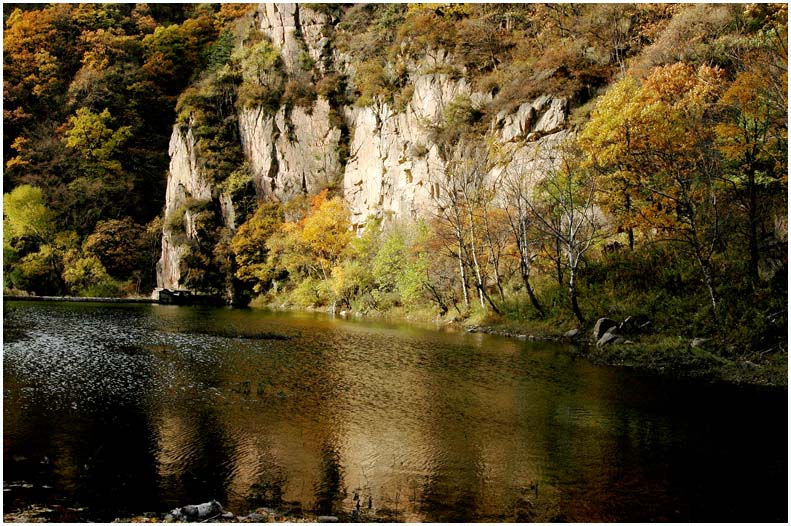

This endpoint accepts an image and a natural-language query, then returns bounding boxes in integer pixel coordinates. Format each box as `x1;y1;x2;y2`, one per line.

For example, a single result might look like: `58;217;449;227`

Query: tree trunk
522;267;545;318
482;206;506;303
625;193;634;251
748;169;760;284
465;207;487;310
694;251;719;323
569;266;585;324
457;239;470;309
424;282;448;316
555;237;564;285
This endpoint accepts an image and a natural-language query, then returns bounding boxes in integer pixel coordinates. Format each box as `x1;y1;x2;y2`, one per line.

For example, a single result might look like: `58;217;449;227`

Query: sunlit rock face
156;3;572;293
156;127;210;292
238;99;344;203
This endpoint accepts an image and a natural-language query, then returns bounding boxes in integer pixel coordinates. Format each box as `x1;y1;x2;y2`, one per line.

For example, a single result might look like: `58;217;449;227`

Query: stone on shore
592;318;618;341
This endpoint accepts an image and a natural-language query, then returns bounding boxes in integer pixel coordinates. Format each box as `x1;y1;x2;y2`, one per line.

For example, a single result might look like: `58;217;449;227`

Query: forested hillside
3;4;788;380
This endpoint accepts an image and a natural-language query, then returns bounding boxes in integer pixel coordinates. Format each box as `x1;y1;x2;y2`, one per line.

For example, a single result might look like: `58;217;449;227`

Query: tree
498;142;557;318
715;51;788;284
299;191;353;280
3;185;56;245
230;202;284;294
429;141;508;314
266;190;353;298
62;253;123;297
83;217;159;292
64;107;131;173
529;146;605;324
581;63;727;317
579;76;640;250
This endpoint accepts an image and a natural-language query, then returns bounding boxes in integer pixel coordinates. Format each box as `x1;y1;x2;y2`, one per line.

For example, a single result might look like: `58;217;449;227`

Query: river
3;301;787;522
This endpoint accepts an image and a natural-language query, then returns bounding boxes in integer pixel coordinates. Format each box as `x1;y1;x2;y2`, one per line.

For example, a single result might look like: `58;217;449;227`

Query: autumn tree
83;217;160;292
266;190;353;303
430;143;502;314
499;160;547;318
716;49;788;284
230;202;284;294
529;146;605;324
581;63;727;317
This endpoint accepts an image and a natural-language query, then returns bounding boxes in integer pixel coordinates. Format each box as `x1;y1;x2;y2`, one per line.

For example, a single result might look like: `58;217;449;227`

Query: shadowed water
3;301;787;522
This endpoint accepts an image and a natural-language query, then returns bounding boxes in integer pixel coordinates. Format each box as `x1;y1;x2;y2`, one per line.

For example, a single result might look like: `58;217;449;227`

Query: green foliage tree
3;185;56;244
62;253;123;297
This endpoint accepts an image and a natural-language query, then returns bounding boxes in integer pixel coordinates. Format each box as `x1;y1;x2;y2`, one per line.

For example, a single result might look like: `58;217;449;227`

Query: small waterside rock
168;500;223;522
563;328;581;339
318;516;339;523
592;318;618;341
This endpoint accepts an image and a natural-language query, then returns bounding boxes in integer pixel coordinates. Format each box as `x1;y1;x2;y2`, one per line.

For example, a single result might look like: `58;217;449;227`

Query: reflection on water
3;302;787;522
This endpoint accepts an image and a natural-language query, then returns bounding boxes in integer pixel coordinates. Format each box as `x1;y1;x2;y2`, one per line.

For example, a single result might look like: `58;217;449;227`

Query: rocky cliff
156;3;572;296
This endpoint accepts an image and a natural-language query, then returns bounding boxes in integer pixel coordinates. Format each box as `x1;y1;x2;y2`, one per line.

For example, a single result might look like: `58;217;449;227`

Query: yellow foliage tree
580;63;727;315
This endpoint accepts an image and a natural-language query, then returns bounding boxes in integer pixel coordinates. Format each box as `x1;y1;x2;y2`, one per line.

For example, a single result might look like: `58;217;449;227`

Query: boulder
318;516;339;523
691;338;709;348
169;500;223;521
592;318;618;341
563;328;580;339
597;332;624;347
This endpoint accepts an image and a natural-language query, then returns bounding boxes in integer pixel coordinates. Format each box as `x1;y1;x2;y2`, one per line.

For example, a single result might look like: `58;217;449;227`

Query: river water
3;301;787;522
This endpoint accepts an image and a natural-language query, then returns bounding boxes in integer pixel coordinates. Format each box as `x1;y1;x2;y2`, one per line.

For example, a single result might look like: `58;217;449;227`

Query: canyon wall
156;4;572;296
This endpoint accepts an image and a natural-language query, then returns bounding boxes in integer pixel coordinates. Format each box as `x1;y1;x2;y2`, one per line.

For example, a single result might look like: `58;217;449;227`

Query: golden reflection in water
4;303;788;523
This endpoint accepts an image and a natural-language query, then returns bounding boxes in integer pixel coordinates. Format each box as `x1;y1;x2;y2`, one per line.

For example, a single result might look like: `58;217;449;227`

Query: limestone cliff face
156;127;205;292
156;3;573;294
155;124;235;293
238;98;344;202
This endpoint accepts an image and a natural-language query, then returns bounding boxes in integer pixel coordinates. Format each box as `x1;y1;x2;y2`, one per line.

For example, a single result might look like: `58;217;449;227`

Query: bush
290;277;330;308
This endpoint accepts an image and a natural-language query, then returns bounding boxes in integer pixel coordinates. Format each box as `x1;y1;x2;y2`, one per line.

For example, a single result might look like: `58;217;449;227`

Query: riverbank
257;300;788;388
4;503;401;523
457;320;787;388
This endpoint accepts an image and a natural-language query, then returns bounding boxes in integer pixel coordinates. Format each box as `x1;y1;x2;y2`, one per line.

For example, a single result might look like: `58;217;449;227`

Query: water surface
3;301;787;521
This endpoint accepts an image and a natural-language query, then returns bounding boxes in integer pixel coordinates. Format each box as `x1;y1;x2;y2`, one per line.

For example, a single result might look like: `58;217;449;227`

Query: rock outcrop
156;127;211;292
238;99;345;202
156;4;573;296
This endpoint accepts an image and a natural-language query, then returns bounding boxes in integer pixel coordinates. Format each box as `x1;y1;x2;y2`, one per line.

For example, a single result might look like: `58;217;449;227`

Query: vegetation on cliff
3;3;249;295
3;4;787;381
